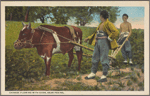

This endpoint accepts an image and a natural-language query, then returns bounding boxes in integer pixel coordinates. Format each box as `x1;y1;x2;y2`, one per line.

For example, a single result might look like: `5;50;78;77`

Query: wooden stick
73;52;92;57
69;41;94;51
73;52;115;59
111;38;128;58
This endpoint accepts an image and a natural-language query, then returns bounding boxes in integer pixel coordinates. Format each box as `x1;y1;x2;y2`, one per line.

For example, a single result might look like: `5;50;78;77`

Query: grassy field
5;21;144;91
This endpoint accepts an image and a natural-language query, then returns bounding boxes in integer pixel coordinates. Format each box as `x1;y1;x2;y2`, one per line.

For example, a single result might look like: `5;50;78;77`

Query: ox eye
23;34;26;36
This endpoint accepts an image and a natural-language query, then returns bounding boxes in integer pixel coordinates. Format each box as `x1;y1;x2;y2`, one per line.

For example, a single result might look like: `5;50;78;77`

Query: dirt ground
24;67;144;91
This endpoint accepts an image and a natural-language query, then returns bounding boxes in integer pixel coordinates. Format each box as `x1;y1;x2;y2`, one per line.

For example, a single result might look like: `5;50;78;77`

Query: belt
97;30;104;33
96;36;108;39
97;30;107;36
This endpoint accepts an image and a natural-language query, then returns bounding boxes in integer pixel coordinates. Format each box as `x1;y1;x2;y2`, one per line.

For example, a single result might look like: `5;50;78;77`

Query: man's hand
126;38;128;41
84;38;89;42
108;36;113;42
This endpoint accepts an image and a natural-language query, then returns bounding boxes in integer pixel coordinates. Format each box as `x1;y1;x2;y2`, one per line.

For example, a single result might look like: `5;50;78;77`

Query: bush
5;46;45;90
111;29;144;68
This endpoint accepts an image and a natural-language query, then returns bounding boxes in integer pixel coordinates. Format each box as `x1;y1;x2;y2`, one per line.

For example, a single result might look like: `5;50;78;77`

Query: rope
21;42;70;45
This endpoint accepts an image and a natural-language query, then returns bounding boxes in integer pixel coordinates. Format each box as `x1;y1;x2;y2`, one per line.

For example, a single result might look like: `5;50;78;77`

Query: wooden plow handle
110;38;128;59
69;41;94;51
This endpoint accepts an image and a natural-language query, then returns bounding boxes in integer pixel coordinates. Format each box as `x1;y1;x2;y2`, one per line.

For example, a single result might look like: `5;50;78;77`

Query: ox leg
68;48;74;67
41;52;52;76
45;55;52;76
42;57;52;76
76;48;82;71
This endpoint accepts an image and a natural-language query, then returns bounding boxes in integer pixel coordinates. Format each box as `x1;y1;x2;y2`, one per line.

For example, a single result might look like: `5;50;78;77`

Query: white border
1;1;149;95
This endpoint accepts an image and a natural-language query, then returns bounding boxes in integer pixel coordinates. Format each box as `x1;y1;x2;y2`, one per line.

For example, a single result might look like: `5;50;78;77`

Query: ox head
14;22;34;49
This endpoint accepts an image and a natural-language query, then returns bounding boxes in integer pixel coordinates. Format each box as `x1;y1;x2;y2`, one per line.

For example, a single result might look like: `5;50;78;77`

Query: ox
14;22;82;76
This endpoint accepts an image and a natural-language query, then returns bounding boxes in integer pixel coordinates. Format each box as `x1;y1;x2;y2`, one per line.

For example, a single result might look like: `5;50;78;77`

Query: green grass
5;21;144;91
111;85;121;91
21;81;102;91
130;73;138;83
138;82;144;87
117;81;125;88
107;80;115;85
127;80;133;86
107;71;131;79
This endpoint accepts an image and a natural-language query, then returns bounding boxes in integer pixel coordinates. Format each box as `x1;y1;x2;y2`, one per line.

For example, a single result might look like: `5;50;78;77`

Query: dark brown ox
14;22;82;76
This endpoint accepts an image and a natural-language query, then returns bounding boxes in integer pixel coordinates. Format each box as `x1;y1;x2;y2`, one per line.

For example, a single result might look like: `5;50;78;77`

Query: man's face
122;16;128;22
100;15;103;21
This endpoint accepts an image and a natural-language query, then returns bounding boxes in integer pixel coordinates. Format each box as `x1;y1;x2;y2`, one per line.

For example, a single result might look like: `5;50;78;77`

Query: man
119;14;133;64
84;10;119;82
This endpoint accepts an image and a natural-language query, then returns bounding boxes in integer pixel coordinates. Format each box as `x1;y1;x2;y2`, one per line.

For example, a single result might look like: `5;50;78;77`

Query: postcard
1;1;149;95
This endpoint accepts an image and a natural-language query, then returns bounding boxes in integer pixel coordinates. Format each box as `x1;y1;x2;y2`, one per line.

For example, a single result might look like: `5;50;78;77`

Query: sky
114;7;144;29
83;7;145;29
37;7;145;29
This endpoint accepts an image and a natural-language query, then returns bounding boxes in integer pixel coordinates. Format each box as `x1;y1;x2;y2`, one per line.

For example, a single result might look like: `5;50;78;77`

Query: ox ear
27;22;31;29
22;22;26;26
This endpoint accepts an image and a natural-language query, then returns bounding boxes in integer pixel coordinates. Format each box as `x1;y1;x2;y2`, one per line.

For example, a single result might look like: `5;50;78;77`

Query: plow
71;32;130;71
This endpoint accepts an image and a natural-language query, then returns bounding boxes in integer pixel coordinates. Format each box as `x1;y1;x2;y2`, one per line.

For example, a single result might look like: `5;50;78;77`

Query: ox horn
22;22;26;26
27;22;31;29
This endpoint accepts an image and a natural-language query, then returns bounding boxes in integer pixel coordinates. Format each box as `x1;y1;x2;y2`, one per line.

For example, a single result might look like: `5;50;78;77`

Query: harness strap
96;36;108;39
39;31;45;43
65;25;77;39
38;26;74;42
26;29;35;48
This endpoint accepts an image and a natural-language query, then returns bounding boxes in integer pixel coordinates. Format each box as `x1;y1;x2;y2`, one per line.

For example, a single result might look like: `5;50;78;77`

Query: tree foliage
50;7;72;24
5;7;52;23
5;7;26;21
28;7;52;23
49;6;120;26
70;7;93;26
5;6;120;25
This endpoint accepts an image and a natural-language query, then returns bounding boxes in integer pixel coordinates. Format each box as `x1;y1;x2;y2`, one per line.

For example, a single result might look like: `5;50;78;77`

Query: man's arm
84;32;96;42
84;23;101;42
126;23;132;41
108;22;119;40
119;24;122;36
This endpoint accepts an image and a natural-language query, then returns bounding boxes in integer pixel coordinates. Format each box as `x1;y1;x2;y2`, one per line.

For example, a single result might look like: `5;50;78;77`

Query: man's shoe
97;78;107;82
129;59;133;64
123;60;128;64
85;72;95;80
85;76;95;79
97;75;107;82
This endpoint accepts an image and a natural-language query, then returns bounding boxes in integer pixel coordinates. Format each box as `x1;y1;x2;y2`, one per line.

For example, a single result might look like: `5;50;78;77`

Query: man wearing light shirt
119;14;133;64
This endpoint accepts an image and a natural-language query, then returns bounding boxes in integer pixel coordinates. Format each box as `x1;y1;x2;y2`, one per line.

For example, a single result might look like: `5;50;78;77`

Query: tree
5;7;52;23
24;7;30;22
5;6;120;25
70;7;93;26
68;6;120;26
109;7;120;23
5;7;26;21
28;7;52;23
50;7;72;24
90;6;120;23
